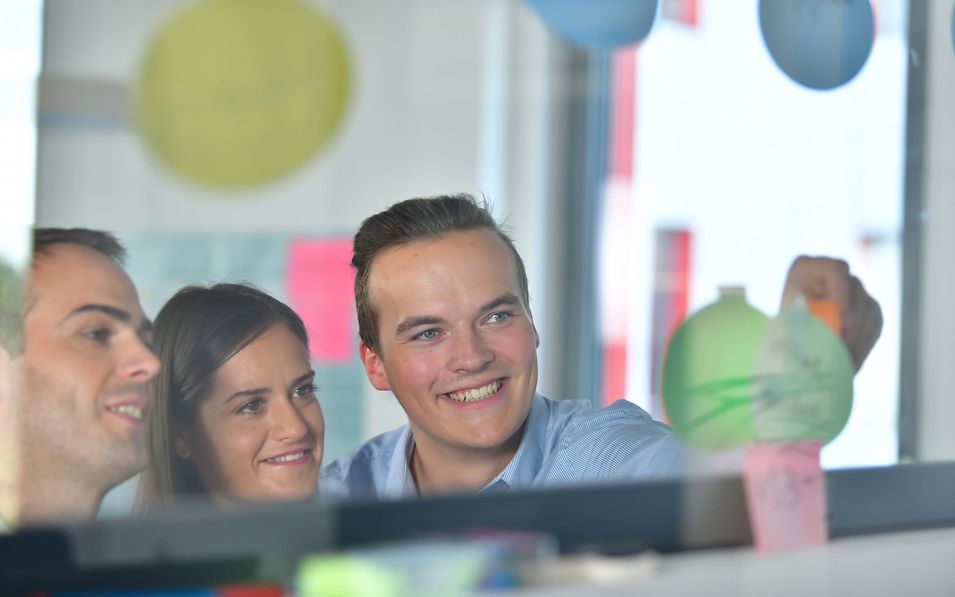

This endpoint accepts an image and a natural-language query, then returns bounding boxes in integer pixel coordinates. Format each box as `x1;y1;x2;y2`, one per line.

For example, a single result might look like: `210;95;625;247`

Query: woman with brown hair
137;283;324;511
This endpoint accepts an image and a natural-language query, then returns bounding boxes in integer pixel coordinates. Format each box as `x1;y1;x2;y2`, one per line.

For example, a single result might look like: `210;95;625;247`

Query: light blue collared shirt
320;394;683;500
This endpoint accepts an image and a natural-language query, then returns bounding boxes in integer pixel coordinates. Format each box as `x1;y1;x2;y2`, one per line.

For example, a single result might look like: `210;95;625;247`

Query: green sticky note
298;555;404;597
663;291;768;450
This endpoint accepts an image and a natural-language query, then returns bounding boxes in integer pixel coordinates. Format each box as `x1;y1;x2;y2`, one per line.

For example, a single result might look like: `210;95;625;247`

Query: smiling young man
0;229;160;527
321;194;882;499
320;194;681;499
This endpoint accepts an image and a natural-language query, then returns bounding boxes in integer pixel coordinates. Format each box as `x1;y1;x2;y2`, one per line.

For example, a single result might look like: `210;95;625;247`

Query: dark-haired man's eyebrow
63;304;131;325
62;305;154;345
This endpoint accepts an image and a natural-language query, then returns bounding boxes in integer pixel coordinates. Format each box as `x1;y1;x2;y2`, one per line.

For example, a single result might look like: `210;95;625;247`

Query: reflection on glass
24;0;936;550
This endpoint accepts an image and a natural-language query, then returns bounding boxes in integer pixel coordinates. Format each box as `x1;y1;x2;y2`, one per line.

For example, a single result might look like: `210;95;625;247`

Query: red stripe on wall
602;342;628;406
609;47;636;179
649;229;692;421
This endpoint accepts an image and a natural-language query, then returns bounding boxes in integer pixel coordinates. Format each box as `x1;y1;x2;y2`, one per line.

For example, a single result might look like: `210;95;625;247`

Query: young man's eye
487;311;512;324
413;329;439;341
293;383;318;400
238;399;263;414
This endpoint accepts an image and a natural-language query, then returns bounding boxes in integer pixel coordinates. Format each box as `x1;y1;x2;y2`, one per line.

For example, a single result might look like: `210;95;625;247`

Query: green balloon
662;291;768;450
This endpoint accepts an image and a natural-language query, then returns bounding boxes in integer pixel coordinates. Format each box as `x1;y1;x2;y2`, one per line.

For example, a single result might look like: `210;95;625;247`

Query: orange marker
808;300;841;335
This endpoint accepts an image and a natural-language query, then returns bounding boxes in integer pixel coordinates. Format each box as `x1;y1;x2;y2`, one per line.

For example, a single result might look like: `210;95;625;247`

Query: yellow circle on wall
135;0;352;188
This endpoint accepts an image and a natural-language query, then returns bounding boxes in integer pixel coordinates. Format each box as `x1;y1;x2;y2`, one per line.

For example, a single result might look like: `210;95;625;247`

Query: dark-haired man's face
359;229;539;467
13;244;160;491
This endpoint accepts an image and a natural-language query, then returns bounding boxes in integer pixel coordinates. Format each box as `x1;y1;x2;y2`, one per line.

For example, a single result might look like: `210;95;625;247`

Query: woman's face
184;323;324;505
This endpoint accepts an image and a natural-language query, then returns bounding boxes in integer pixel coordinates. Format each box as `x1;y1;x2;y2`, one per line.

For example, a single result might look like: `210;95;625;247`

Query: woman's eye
414;329;438;341
293;383;318;399
238;399;263;414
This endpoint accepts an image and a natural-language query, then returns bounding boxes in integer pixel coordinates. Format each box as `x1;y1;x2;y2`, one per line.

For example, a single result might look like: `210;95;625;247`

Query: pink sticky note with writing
743;441;826;552
286;239;356;363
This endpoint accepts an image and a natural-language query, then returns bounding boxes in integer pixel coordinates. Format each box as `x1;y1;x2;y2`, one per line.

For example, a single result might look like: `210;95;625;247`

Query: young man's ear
359;341;391;391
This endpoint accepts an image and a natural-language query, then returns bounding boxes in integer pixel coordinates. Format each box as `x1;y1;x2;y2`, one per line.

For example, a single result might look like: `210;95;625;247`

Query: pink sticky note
743;441;827;552
286;239;356;363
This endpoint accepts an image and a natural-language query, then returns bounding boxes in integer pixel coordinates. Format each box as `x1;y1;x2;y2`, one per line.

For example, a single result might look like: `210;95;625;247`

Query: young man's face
360;229;539;461
14;244;160;489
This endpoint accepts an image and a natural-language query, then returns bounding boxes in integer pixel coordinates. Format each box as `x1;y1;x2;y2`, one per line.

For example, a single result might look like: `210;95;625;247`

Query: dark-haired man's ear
359;341;391;391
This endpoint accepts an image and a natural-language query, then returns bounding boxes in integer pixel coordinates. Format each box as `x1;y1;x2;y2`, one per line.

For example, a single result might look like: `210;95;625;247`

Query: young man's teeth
448;380;501;403
270;451;306;463
110;404;144;421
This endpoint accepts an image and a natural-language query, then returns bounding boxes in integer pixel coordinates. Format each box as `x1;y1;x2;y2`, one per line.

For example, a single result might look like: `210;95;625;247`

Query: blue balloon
759;0;874;91
526;0;658;49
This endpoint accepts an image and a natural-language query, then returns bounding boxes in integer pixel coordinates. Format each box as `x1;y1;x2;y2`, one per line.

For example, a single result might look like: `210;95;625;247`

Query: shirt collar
481;393;547;492
393;394;547;496
385;425;418;498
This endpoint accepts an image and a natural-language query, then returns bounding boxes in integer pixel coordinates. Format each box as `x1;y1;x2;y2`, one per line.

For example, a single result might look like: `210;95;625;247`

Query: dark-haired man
0;229;159;528
321;194;882;499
